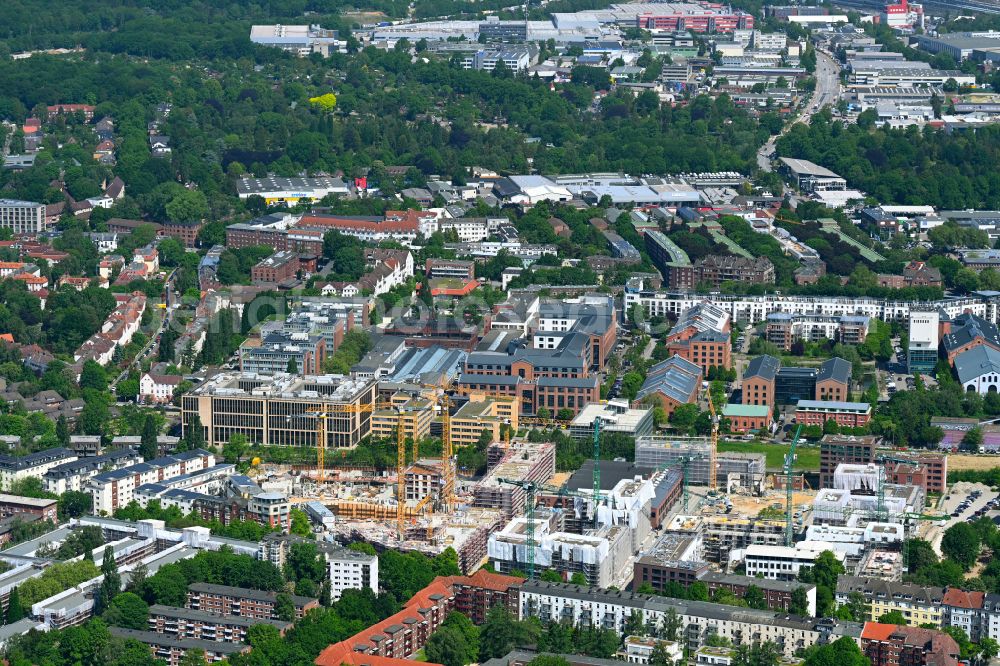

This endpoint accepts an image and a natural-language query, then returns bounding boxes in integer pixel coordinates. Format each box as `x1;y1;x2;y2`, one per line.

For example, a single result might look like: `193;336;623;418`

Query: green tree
5;585;24;622
102;592;149;630
570;572;588;586
801;636;870;666
80;360;108;392
743;584;767;610
275;592;295;622
942;522;981;570
879;610;907;625
95;546;121;615
165;190;209;223
290;509;311;538
789;586;810;616
287;357;298;374
55;414;71;447
185;413;205;451
140;413;158;460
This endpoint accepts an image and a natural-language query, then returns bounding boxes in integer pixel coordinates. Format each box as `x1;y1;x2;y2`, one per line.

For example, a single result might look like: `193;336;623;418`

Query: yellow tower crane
307;401;412;540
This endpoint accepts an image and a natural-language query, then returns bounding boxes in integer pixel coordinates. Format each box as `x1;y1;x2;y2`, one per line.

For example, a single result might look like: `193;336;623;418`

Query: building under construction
332;505;504;574
473;439;556;519
701;515;786;565
634;436;714;484
486;509;633;587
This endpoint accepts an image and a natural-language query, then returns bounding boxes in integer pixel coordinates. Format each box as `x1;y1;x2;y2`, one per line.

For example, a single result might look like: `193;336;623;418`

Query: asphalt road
756;49;841;173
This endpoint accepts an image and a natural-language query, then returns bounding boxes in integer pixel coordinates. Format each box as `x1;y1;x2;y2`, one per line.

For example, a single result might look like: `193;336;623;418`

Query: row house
74;292;147;366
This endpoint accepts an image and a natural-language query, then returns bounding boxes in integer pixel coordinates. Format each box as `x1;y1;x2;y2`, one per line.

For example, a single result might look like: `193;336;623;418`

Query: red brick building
314;570;522;666
251;250;300;284
861;622;960;666
795;400;872;428
159;221;203;248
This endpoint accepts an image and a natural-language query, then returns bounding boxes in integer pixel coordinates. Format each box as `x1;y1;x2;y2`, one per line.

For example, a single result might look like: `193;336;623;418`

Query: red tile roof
314;571;523;666
942;588;984;610
862;622;898;641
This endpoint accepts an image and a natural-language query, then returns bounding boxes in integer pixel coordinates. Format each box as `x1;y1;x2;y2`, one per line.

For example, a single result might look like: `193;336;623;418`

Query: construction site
229;371;953;589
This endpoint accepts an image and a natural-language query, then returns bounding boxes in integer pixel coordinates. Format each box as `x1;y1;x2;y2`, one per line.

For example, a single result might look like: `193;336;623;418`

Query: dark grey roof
566;460;655;492
699;571;816;594
943;313;1000;354
817;357;851;385
149;604;292;629
187;582;315;607
457;373;522;386
955;345;1000;384
744;354;780;381
108;627;249;655
636;355;701;403
535;376;599;388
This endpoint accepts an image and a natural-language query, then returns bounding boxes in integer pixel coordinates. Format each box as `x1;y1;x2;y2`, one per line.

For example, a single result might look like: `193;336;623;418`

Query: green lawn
717;441;821;470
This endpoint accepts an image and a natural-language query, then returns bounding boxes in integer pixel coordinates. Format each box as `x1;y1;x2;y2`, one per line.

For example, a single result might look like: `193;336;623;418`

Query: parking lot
925;482;999;554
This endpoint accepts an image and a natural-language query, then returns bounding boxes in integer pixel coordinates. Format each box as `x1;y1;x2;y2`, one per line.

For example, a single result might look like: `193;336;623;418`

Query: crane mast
785;425;803;547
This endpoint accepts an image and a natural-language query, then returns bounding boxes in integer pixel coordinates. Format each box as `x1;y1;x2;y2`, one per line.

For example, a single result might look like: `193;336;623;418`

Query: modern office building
743;544;846;580
0;199;46;234
180;373;377;448
239;330;327;375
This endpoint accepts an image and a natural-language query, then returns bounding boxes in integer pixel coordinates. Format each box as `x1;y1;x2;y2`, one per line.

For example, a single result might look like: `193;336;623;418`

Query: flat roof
779;157;841;179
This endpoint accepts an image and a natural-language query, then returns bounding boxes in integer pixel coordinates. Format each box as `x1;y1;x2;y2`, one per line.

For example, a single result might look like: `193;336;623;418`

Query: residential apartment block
860;623;959;666
0;447;78;491
147;604;292;643
43;449;142;494
239;330;327;375
108;627;249;666
664;303;732;374
186;583;319;620
516;581;848;658
89;449;217;514
765;313;870;351
0;199;46;234
673;255;775;287
451;396;519;446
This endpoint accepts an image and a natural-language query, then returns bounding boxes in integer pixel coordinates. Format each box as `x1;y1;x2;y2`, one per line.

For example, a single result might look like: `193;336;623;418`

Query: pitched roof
943;313;1000;354
817;357;851;385
636;354;702;403
954;345;1000;384
942;587;985;610
744;354;780;381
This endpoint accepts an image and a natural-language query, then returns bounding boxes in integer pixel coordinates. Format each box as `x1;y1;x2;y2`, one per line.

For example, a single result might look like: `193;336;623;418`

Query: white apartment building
438;217;507;242
623;637;684;665
139;373;182;404
89;449;216;515
517;581;839;657
623;279;993;325
326;546;379;601
0;448;78;491
258;534;378;601
43;449;142;495
742;544;846;581
0;199;45;234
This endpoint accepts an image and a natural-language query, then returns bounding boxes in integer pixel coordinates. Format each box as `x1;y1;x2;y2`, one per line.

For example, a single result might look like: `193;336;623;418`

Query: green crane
785;425;803;547
875;455;923;522
497;477;601;580
593;416;602;513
